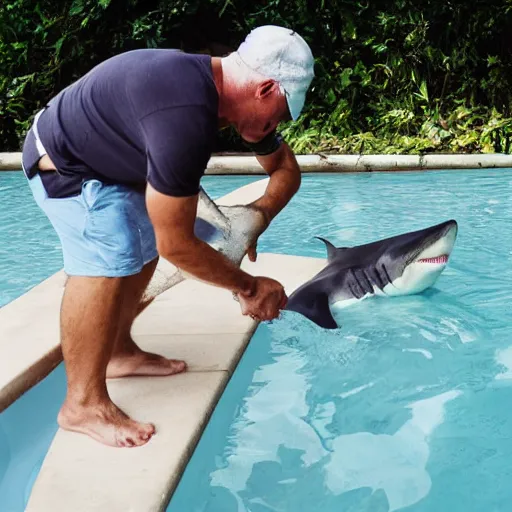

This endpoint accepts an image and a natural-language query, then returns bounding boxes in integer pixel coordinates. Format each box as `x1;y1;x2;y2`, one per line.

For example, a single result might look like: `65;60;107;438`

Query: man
21;25;315;448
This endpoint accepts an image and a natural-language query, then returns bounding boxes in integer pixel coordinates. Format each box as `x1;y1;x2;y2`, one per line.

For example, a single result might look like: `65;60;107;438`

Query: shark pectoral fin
286;291;338;329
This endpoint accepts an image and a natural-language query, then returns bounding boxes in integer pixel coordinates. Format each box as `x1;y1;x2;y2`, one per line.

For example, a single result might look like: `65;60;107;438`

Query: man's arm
145;183;256;296
251;141;301;222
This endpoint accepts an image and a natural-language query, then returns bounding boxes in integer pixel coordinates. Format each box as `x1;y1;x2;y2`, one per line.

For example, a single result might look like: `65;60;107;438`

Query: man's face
235;80;291;143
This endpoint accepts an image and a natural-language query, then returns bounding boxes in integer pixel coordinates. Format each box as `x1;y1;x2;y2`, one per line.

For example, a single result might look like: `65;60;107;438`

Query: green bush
2;0;512;153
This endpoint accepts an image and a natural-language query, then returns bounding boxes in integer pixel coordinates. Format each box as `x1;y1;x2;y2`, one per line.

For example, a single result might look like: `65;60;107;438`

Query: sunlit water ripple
169;169;512;512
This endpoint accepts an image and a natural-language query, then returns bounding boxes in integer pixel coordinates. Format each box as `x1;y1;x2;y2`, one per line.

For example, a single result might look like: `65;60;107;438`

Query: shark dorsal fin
315;237;349;262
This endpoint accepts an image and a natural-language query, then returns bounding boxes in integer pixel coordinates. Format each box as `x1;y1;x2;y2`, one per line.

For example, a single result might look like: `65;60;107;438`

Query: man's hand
237;276;287;321
147;183;288;322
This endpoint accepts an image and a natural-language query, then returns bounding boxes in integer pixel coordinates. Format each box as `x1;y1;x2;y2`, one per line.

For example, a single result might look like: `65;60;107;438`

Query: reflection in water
0;365;66;511
209;312;463;510
211;343;329;497
324;391;461;511
167;169;512;512
0;424;10;487
495;346;512;381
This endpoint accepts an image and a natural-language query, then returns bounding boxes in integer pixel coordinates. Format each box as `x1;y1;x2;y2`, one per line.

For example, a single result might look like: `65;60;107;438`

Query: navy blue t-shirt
25;49;283;199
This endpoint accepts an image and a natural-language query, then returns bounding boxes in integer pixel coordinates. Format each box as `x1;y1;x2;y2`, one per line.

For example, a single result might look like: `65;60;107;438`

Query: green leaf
326;89;336;104
219;0;231;16
339;68;352;89
55;36;66;58
69;0;84;16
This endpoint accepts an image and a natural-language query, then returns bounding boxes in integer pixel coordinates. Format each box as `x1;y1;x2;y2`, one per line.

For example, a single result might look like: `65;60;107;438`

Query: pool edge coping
3;151;512;173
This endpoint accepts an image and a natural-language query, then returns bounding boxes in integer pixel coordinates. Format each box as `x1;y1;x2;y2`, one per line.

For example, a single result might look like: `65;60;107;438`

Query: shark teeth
417;254;448;264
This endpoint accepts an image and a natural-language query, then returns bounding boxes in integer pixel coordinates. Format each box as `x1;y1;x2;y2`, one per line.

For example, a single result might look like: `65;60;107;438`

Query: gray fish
285;220;458;329
141;186;263;304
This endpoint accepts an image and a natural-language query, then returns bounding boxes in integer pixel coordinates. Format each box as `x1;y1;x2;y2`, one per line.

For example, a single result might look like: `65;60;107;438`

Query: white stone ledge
3;151;512;172
26;370;230;512
0;271;66;413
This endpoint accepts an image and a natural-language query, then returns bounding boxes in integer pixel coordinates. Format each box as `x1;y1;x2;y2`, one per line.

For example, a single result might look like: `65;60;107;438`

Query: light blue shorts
25;174;159;278
23;114;158;278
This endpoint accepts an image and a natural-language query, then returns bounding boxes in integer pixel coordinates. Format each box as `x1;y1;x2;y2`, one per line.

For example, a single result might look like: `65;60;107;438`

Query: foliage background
1;0;512;154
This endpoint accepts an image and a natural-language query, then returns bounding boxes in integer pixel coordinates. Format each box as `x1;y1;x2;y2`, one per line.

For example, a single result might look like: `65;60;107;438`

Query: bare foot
58;399;155;448
106;346;187;379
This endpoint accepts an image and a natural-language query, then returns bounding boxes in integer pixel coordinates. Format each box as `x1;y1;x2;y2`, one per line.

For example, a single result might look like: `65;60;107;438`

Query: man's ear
256;79;279;99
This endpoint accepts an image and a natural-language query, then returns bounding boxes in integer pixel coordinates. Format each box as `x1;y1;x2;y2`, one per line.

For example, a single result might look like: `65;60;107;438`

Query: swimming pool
2;168;512;511
0;171;258;511
167;169;512;511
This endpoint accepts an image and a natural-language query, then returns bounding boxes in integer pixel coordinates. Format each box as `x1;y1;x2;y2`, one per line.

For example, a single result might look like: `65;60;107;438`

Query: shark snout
383;220;458;296
415;220;457;264
439;219;458;241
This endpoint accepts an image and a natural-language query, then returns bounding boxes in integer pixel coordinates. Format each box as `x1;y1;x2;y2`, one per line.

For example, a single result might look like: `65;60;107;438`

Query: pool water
0;172;257;511
2;168;512;511
0;172;63;307
167;169;512;511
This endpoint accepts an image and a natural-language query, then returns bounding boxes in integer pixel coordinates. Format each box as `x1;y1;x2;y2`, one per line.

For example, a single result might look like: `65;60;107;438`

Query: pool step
25;252;326;512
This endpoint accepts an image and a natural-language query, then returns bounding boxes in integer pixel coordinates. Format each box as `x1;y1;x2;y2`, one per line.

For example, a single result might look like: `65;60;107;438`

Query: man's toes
139;422;156;439
117;437;129;448
118;433;146;447
170;360;187;374
133;430;151;446
140;428;153;441
116;422;155;447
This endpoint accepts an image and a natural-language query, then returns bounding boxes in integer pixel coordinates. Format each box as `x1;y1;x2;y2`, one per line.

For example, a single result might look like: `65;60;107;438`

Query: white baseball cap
236;25;315;121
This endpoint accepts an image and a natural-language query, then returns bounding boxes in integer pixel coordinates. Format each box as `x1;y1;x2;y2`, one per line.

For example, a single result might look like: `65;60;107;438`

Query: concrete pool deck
0;177;327;511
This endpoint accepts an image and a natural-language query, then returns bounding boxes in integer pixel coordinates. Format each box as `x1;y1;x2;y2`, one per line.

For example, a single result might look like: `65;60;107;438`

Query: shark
140;184;265;305
140;183;458;330
285;219;458;329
